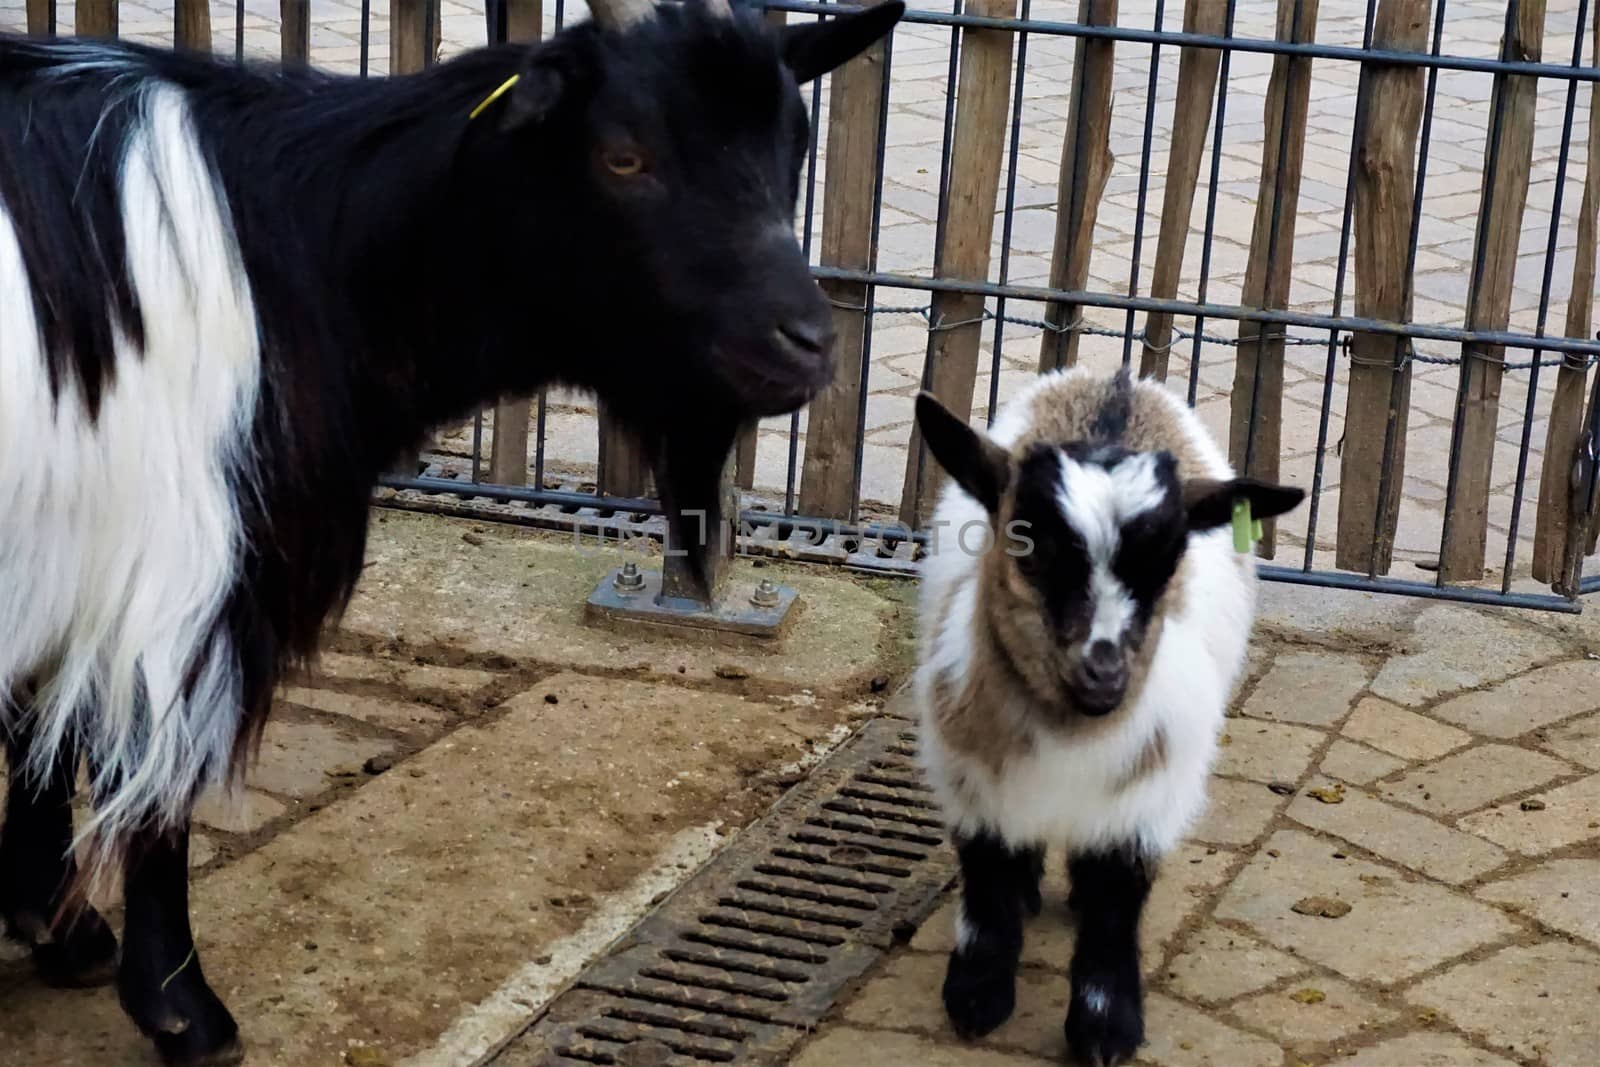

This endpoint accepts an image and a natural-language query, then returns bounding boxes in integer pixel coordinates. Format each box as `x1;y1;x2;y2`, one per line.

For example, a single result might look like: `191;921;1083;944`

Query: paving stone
246;718;398;799
1341;697;1471;761
1368;607;1566;707
1410;941;1600;1067
790;1028;1061;1067
192;787;289;835
1229;975;1397;1047
278;685;445;735
1138;993;1281;1067
1430;661;1600;738
1287;780;1508;884
1477;858;1600;950
842;952;1068;1058
304;652;499;695
1239;650;1372;726
1379;744;1574;816
1538;709;1600;769
1214;721;1325;784
1319;739;1408;785
1190;778;1283;847
1213;830;1517;983
1162;925;1307;1005
1144;845;1236;969
1459;772;1600;855
1338;1032;1519;1067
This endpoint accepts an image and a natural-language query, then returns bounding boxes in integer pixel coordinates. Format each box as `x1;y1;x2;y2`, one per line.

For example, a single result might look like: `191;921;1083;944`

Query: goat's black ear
780;1;905;84
1183;477;1306;532
498;49;576;133
915;392;1011;514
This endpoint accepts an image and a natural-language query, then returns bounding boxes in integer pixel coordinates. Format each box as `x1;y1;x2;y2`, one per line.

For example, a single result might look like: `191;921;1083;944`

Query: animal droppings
1289;988;1327;1005
1292;895;1352;919
1520;798;1547;811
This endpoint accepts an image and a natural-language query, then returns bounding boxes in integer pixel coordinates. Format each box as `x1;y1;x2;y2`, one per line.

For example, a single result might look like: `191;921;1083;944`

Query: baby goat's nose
1082;640;1126;688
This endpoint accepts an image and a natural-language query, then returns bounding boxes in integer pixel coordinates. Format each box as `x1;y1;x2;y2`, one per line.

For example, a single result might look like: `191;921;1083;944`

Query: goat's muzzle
1069;639;1128;716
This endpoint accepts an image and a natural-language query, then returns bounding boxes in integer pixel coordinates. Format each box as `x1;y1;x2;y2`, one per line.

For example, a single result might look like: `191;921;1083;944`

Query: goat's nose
775;315;833;359
1082;640;1125;687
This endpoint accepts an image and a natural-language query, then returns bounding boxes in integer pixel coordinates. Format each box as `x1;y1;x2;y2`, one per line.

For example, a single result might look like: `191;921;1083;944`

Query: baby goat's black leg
0;715;119;987
1063;846;1151;1067
118;824;242;1067
943;832;1039;1039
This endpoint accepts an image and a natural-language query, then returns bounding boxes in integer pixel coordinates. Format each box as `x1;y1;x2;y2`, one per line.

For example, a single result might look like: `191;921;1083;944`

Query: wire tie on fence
929;310;990;334
468;74;521;121
827;297;870;313
1141;334;1175;357
1037;313;1086;337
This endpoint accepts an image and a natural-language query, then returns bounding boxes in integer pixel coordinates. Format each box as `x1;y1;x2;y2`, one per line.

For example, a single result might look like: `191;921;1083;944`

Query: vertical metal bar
849;25;898;525
1187;0;1239;406
1301;0;1380;572
472;414;484;484
1363;0;1446;578
534;392;549;489
785;51;825;517
360;0;372;76
1502;0;1590;594
988;0;1033;425
237;0;246;64
1437;0;1519;586
1121;0;1167;368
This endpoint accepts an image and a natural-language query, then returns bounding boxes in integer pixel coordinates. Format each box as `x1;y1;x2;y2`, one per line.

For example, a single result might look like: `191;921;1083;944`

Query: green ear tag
1232;498;1254;554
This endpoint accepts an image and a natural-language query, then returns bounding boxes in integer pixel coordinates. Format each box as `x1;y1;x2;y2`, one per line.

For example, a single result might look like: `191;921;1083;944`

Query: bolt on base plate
585;563;801;643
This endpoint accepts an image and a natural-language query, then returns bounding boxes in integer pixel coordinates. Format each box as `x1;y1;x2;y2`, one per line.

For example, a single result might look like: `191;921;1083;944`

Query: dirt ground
0;510;914;1066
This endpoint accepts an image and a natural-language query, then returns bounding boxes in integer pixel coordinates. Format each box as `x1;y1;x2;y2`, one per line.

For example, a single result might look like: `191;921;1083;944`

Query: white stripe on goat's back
0;83;261;853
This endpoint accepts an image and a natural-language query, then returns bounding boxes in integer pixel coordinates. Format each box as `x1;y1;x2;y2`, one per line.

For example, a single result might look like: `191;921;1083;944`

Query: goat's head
466;0;902;588
915;391;1304;719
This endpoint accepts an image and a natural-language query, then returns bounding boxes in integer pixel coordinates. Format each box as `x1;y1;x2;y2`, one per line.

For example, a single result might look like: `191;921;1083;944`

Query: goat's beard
647;417;743;601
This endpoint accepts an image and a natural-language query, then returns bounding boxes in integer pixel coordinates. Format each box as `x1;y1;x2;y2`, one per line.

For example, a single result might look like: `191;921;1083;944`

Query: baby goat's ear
1183;477;1306;532
781;1;905;84
915;392;1012;514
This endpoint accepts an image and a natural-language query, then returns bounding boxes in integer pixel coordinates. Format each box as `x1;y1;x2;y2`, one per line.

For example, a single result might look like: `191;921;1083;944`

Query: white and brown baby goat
912;368;1303;1065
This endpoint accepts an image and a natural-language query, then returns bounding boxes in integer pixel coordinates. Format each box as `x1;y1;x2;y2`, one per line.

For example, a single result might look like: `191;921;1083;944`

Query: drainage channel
486;719;955;1067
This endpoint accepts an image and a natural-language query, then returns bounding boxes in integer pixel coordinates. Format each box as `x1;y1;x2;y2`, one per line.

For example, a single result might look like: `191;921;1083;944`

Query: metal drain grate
487;719;953;1067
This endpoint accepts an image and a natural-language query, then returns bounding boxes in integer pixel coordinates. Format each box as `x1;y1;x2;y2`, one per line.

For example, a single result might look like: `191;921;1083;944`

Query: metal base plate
585;566;800;642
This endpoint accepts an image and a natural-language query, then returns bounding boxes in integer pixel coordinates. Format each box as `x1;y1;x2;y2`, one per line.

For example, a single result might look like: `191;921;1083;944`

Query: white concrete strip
399;821;726;1067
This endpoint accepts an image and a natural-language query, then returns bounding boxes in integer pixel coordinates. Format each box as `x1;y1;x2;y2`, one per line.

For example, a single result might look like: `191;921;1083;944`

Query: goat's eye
602;148;647;176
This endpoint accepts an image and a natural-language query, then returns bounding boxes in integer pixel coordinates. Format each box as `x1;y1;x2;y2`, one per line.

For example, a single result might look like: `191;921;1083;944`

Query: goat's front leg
118;823;243;1067
942;831;1038;1039
1063;846;1151;1067
0;713;119;987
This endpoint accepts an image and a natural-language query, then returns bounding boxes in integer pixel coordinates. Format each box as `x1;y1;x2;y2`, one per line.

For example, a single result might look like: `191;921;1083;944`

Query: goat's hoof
122;966;242;1067
154;1031;246;1067
943;951;1017;1039
1064;981;1143;1066
30;908;120;988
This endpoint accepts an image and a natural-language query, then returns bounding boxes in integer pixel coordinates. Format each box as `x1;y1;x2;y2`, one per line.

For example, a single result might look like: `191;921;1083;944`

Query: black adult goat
0;1;903;1062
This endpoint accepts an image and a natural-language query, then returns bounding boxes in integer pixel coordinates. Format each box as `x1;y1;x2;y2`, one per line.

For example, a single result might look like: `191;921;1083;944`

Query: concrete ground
1;509;1599;1067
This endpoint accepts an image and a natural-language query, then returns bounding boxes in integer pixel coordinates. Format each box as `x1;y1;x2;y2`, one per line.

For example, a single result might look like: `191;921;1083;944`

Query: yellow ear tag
470;74;522;122
1232;498;1261;554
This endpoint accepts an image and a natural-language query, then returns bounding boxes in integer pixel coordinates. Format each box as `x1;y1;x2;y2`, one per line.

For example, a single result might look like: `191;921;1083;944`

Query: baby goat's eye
602;148;648;176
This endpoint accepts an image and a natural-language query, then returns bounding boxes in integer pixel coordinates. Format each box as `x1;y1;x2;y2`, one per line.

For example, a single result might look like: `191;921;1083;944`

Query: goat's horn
588;0;656;29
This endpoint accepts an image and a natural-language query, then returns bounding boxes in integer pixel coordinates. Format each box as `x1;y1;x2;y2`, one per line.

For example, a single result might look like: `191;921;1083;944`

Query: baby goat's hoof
1064;981;1143;1066
30;907;119;989
943;951;1017;1039
121;964;243;1067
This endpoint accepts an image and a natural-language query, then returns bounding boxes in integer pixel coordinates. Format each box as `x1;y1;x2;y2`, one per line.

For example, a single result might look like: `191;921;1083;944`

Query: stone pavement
3;0;1594;587
788;585;1600;1067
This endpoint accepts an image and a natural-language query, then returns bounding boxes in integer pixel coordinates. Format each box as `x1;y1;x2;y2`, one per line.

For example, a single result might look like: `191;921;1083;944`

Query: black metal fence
13;0;1600;613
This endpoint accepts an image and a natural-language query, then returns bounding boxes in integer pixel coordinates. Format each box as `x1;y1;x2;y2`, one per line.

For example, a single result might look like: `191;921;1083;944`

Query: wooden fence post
1229;0;1319;560
281;0;309;64
76;0;117;38
1335;0;1427;574
176;0;212;52
1439;0;1545;582
1533;9;1600;590
487;0;544;488
1140;0;1225;381
1038;0;1118;373
898;0;1020;527
798;17;891;518
597;403;651;498
25;0;53;35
